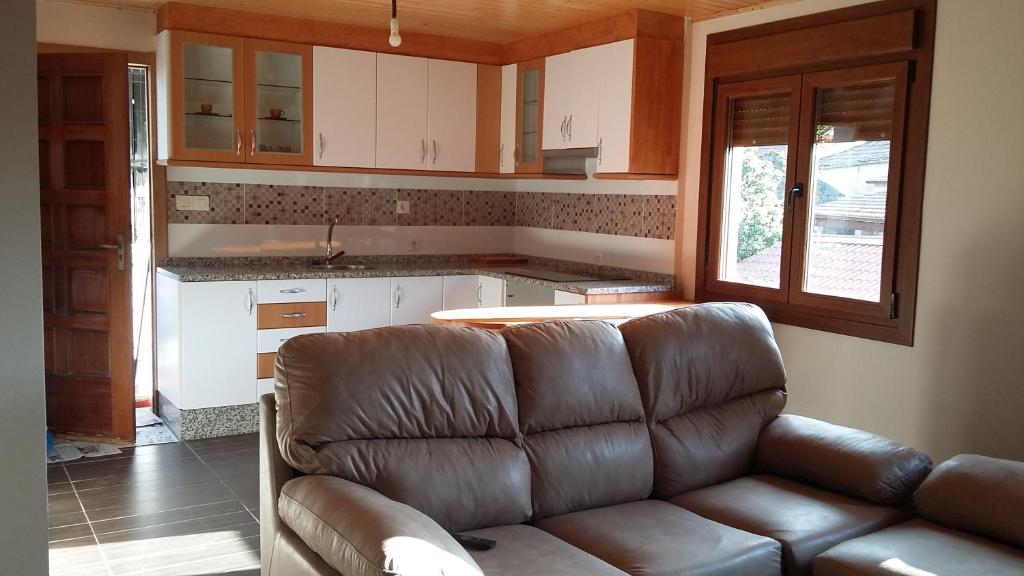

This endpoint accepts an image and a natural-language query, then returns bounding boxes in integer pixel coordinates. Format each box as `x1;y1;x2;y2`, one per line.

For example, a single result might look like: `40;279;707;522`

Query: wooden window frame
695;0;936;346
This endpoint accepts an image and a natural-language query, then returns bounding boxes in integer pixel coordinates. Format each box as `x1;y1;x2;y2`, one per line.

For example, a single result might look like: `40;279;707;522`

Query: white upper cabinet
313;47;377;168
427;59;477;172
596;39;635;173
543;51;573;150
376;53;429;170
499;64;517;174
568;45;602;148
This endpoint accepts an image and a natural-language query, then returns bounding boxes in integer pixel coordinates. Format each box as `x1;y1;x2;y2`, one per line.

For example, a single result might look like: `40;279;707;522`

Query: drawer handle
280;312;308;319
279;288;307;294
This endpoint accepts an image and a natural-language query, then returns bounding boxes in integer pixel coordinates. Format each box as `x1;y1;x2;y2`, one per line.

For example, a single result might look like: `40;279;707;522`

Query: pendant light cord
392;0;397;18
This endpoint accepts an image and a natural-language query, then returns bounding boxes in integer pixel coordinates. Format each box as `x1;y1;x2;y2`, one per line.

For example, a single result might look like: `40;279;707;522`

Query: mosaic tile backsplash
168;182;675;240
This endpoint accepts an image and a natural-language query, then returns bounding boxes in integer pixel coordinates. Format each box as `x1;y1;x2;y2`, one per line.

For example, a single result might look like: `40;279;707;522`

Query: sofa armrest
756;414;932;505
279;475;483;576
915;454;1024;548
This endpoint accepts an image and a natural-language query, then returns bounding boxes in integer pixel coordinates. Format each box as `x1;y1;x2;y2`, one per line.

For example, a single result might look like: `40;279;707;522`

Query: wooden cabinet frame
244;38;313;166
514;58;545;174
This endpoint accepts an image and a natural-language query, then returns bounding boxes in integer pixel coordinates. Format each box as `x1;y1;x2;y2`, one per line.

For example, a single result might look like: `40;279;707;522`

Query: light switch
396;199;410;214
175;195;210;211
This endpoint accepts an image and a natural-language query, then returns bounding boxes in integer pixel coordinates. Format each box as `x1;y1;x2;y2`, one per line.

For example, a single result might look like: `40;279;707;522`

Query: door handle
318;133;325;159
567;114;572;141
250;129;256;156
786;182;805;211
560;116;567;140
420;139;427;164
394;286;402;309
235;129;242;155
514;145;520;167
330;285;339;311
279;287;307;294
96;230;125;272
597;137;603;164
432;140;438;164
279;312;308;319
476;283;483;306
246;288;254;315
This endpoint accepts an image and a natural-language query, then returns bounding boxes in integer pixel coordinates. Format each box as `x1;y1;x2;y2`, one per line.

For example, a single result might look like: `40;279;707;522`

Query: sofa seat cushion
279;475;482;576
536;499;781;576
462;524;628;576
671;475;906;576
814;518;1024;576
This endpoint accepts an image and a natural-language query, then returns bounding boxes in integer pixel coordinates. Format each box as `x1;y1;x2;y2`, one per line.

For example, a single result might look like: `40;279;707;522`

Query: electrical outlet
191;195;211;211
175;195;192;211
396;199;410;214
410;239;421;252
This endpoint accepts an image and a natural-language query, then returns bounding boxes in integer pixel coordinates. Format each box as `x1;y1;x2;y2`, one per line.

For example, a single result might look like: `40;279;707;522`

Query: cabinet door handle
499;143;504;168
432;140;438;164
318;133;325;159
394;285;402;309
246;288;254;315
420;139;427;164
250;129;256;156
567;114;572;141
476;283;483;306
279;287;307;294
514;144;520;167
280;312;307;319
560;116;567;140
235;129;242;156
597;137;603;164
330;285;339;311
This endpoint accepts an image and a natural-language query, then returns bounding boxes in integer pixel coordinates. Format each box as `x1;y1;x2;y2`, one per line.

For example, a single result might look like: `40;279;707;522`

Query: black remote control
453;534;497;551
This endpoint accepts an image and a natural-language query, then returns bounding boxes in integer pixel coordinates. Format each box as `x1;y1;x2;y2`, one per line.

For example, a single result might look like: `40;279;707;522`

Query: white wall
681;0;1024;462
37;0;156;52
0;1;48;573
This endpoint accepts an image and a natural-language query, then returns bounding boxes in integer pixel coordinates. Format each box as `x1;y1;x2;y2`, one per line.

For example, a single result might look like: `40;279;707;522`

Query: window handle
787;183;805;211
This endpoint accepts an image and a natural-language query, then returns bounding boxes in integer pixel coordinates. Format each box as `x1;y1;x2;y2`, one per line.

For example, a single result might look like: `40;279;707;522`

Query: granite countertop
157;255;677;296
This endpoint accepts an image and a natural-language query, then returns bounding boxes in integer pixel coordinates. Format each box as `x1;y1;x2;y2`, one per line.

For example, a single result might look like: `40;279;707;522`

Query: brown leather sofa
814;454;1024;575
260;302;933;576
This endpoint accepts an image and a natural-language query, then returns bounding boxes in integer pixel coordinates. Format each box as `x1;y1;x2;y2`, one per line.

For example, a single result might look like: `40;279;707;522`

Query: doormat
134;407;179;446
48;441;122;463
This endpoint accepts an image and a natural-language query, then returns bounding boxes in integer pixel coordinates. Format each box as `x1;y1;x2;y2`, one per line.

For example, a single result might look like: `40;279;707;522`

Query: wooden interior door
38;52;135;441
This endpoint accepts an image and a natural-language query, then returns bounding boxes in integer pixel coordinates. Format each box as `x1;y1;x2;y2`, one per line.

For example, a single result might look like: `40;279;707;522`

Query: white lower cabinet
443;275;507;310
554;290;586;305
480;276;506;307
171;280;257;409
327;277;392;332
391;276;444;325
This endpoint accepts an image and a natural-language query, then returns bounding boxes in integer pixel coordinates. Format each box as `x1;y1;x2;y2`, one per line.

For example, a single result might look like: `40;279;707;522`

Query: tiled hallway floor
47;434;260;576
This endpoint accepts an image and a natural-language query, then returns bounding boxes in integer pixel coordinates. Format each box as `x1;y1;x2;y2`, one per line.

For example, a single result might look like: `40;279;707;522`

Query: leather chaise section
814;518;1024;576
671;475;906;576
537;500;781;576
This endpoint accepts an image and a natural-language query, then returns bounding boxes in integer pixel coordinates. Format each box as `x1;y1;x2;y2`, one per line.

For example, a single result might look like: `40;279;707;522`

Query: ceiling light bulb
389;17;402;47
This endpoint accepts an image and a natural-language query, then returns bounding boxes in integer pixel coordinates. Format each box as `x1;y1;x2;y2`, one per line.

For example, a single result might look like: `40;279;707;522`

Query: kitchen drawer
257;352;276;379
257;302;327;329
257;279;327;304
258;326;326;353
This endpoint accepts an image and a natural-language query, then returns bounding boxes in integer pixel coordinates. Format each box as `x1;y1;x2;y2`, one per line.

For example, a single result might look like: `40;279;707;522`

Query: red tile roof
734;237;883;301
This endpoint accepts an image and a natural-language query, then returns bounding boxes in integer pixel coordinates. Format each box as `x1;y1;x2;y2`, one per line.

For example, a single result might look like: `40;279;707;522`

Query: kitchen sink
308;263;374;271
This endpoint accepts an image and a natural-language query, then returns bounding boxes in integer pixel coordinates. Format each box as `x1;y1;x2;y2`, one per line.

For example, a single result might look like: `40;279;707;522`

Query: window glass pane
718;93;790;288
803;80;894;302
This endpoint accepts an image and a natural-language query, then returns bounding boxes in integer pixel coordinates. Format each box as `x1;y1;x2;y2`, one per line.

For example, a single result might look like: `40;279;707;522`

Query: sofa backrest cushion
275;325;531;533
915;454;1024;548
619;303;787;498
502;320;654;520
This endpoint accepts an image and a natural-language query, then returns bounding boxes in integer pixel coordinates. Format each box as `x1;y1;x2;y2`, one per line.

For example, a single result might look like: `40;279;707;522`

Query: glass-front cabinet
167;31;311;165
514;58;544;174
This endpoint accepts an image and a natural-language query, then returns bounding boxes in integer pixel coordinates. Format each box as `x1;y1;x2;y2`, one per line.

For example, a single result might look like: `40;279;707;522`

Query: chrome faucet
323;218;346;264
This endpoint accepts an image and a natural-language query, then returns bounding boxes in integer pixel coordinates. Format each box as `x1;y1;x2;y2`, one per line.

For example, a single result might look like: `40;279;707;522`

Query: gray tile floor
47;434;260;576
